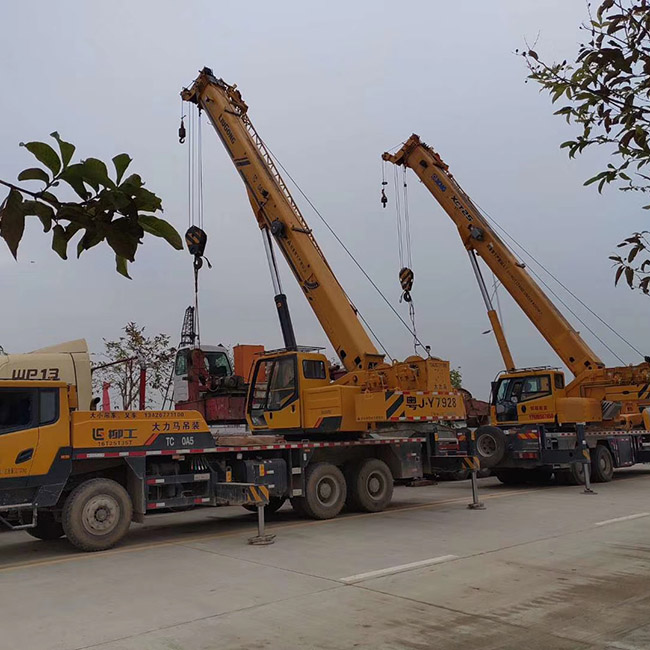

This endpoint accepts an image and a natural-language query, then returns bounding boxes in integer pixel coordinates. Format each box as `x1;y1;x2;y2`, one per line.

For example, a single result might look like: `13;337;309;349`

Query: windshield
495;375;552;404
204;351;232;376
249;356;297;422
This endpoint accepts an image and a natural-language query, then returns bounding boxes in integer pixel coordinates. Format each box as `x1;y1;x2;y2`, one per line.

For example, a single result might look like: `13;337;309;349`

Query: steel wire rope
261;141;430;358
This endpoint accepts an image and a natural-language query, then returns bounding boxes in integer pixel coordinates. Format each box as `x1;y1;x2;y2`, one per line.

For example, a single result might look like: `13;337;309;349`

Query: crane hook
399;267;414;303
381;187;388;208
179;117;186;144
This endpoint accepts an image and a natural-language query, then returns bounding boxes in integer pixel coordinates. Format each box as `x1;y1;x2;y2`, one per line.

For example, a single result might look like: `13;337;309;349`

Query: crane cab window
302;359;327;380
249;356;297;417
175;349;189;376
204;351;232;378
554;374;565;390
0;388;36;435
495;375;552;405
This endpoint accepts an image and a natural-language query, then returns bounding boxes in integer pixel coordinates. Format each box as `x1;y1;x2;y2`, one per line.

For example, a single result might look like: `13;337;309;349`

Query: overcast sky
0;0;647;399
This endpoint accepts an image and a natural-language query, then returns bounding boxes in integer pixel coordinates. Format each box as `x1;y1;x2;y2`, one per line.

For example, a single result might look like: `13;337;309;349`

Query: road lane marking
340;555;458;584
594;512;650;527
0;490;526;574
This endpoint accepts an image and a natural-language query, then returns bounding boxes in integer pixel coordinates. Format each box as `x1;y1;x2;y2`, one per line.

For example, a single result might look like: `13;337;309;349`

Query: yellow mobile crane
181;70;466;437
384;134;650;484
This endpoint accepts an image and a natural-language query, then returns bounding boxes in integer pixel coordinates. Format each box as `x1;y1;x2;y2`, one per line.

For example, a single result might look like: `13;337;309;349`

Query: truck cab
0;380;73;507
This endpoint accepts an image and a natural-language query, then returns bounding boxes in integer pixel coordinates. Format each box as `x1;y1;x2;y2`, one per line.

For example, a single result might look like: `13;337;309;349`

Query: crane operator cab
491;370;564;426
247;349;332;432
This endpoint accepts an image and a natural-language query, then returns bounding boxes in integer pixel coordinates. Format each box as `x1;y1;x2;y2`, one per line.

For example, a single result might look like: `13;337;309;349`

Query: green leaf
39;191;59;205
59;164;90;200
22;200;54;232
112;154;132;184
625;266;635;288
106;217;143;261
17;167;50;184
132;187;163;213
20;141;61;176
82;158;115;190
115;254;131;279
0;189;25;259
138;215;182;249
614;265;624;286
51;224;68;260
50;132;75;168
77;228;105;257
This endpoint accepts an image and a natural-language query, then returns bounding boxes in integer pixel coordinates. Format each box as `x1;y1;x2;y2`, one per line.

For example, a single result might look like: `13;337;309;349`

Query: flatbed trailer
0;381;480;551
482;424;650;485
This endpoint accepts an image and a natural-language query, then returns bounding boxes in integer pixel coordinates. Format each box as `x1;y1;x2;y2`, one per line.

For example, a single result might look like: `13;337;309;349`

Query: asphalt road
1;470;650;650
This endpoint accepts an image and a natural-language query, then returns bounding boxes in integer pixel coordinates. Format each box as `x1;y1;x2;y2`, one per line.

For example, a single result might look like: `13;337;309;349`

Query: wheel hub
316;477;339;506
82;495;120;535
477;434;497;457
367;472;384;498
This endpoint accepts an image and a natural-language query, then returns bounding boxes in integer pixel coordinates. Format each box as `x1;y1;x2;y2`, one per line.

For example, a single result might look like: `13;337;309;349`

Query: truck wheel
346;458;393;513
475;426;506;468
301;462;347;520
555;462;588;486
243;496;286;514
591;445;614;483
62;478;132;552
26;511;64;541
494;469;527;485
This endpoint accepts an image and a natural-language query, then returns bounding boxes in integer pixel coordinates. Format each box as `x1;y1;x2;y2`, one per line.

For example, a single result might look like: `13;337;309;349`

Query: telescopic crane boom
383;135;603;378
182;69;382;373
182;71;465;434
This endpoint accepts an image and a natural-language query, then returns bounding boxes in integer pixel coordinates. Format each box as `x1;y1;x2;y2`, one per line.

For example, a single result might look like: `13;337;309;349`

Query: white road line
340;555;458;584
594;512;650;527
608;642;649;650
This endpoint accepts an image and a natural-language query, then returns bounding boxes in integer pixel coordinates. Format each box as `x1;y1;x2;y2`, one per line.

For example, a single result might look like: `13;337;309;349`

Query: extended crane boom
383;134;604;378
182;71;466;435
182;68;383;373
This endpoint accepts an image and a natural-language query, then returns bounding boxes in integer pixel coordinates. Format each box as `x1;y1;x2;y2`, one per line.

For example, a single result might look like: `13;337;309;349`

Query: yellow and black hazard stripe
463;456;481;471
385;391;405;420
247;485;269;505
638;383;650;400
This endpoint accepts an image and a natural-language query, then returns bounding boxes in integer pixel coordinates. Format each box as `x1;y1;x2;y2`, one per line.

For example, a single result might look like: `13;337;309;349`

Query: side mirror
511;396;518;404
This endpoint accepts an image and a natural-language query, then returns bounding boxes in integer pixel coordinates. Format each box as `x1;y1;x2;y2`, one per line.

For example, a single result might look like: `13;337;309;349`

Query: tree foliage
0;132;182;276
93;322;176;410
522;0;650;293
450;367;463;389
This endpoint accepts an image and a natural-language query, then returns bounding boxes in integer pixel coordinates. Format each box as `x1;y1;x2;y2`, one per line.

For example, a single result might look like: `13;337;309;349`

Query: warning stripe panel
73;437;429;459
394;391;462;397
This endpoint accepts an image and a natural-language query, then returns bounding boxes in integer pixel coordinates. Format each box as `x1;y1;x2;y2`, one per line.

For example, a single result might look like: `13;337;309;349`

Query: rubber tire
475;426;507;468
301;462;347;520
243;496;286;514
62;478;132;552
494;469;528;486
25;511;64;541
555;463;588;486
591;445;614;483
345;458;394;513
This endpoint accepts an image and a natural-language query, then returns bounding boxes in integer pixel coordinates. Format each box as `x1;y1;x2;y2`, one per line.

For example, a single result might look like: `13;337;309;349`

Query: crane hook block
179;118;187;144
381;188;388;208
399;267;414;303
185;226;207;257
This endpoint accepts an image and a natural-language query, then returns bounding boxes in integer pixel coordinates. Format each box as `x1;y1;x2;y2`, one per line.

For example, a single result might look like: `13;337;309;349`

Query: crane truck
384;134;650;485
0;79;478;552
